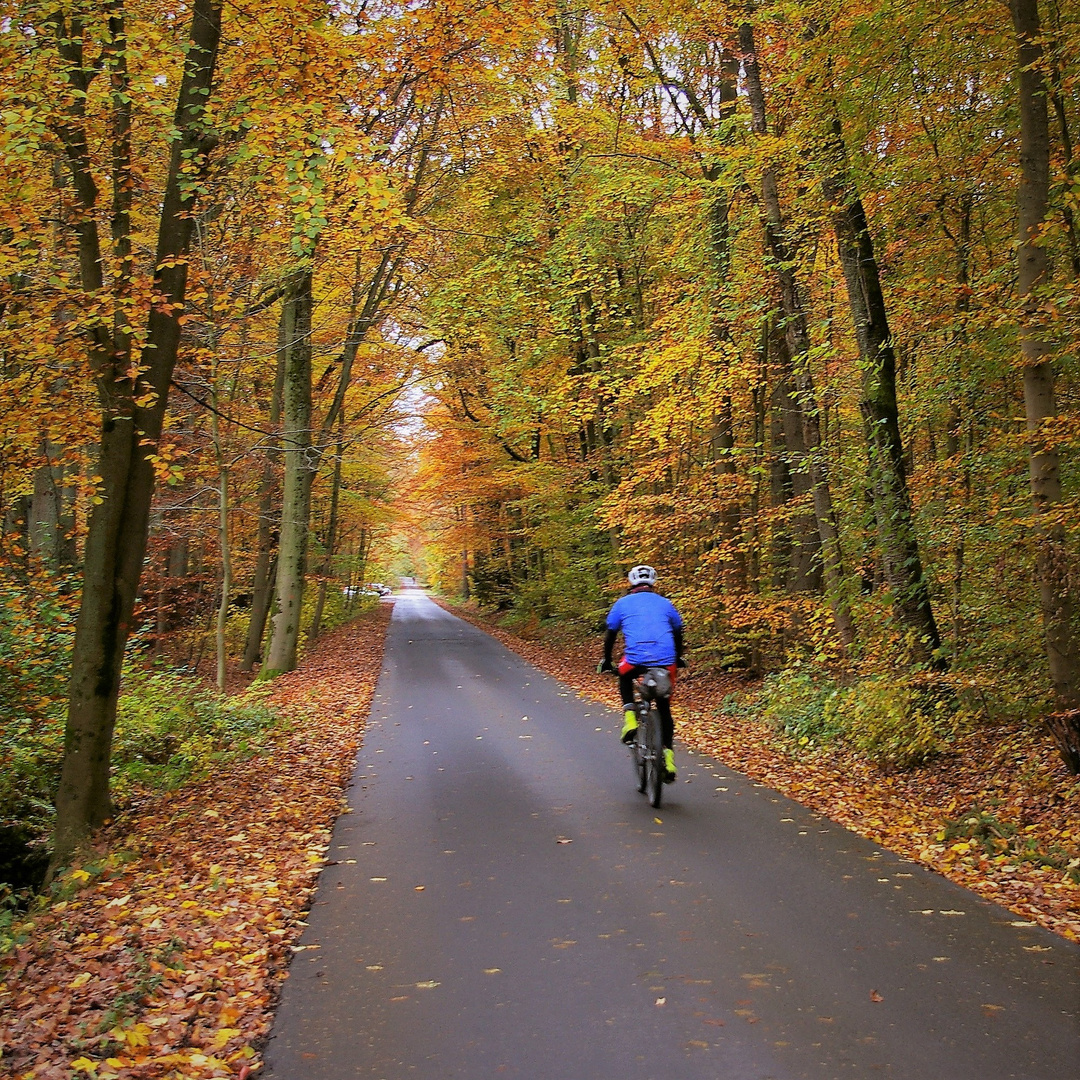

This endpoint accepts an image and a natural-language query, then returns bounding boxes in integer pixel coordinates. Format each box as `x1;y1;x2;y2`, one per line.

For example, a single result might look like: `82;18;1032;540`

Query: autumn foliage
409;0;1080;764
0;0;1078;1070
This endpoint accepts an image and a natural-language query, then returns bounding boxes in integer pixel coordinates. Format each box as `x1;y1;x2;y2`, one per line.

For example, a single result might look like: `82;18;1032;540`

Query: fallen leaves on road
440;599;1080;944
0;604;392;1079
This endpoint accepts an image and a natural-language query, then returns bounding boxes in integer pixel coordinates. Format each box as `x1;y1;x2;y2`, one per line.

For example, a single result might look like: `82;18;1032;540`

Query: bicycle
598;661;676;807
629;667;671;808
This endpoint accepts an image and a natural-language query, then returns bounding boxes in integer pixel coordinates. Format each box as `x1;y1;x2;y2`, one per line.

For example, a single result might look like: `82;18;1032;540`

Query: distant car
343;585;382;599
366;583;393;596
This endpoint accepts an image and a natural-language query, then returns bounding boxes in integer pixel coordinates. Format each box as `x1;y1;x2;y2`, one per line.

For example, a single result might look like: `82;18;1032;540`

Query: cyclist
598;564;685;782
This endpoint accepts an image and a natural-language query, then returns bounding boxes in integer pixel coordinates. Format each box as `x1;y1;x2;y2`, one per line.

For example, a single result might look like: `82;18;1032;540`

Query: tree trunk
1044;710;1080;774
52;0;223;866
214;466;231;691
740;21;855;647
816;115;944;666
265;268;315;675
770;328;823;593
352;527;370;611
241;511;276;671
241;307;287;671
308;415;344;641
28;440;64;566
209;327;232;691
1009;0;1080;711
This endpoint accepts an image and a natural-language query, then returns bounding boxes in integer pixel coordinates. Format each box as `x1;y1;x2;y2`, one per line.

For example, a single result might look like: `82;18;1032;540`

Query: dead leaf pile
0;602;393;1079
439;600;1080;944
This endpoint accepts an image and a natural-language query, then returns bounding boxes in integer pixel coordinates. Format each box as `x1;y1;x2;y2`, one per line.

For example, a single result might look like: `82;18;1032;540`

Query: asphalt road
263;589;1080;1079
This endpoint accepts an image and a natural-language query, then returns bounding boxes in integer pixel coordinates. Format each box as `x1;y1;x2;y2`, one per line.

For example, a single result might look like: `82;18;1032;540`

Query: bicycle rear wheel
645;708;663;808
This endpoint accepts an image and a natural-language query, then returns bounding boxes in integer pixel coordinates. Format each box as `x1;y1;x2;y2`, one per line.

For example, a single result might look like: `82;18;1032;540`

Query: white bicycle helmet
627;564;657;587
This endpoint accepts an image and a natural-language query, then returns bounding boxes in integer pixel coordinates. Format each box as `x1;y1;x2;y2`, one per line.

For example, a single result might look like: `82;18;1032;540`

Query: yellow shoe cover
663;748;676;781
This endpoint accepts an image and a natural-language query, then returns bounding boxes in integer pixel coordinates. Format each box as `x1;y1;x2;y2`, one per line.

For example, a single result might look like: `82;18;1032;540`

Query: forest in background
1;0;1078;890
411;0;1080;767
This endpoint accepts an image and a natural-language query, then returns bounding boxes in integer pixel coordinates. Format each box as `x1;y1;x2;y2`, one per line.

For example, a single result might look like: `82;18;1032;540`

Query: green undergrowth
0;666;283;893
940;805;1080;885
724;662;970;771
110;669;282;794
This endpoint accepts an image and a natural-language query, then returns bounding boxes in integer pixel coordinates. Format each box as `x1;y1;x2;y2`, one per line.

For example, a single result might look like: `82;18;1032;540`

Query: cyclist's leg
617;661;643;743
656;696;674;750
616;660;639;709
655;695;676;780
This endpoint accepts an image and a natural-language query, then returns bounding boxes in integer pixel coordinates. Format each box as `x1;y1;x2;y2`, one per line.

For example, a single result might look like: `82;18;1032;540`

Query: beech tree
1008;0;1080;764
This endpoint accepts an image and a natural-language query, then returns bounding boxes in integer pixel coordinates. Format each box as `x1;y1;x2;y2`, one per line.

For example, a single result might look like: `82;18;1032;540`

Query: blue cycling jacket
606;589;683;665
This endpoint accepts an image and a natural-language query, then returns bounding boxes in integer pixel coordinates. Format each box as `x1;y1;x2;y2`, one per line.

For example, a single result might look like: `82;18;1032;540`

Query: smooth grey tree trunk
28;443;65;565
241;305;287;671
1009;0;1080;732
264;269;315;675
214;465;231;690
308;416;344;641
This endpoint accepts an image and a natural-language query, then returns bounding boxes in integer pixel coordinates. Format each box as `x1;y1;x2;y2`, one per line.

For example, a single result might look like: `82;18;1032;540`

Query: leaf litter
0;603;392;1079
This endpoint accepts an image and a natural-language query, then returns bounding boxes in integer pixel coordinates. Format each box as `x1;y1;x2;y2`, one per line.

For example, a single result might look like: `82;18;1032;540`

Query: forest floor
0;602;393;1080
436;599;1080;945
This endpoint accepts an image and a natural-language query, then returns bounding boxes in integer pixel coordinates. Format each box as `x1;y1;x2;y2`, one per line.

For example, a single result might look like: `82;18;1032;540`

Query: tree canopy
1;0;1078;863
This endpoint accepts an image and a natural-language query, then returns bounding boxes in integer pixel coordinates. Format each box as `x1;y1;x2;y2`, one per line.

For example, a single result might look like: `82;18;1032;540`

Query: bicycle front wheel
632;728;647;793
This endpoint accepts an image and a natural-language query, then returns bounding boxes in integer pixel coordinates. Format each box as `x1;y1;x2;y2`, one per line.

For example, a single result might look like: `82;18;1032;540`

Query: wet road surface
264;589;1080;1079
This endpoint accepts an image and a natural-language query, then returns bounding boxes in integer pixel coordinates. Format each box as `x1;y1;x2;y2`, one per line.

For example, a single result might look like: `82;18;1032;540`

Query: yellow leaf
70;869;91;883
211;1027;241;1049
70;972;93;988
70;1059;97;1074
121;1023;152;1048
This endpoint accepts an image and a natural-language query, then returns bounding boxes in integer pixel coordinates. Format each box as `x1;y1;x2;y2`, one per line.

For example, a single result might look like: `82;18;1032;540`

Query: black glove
676;656;688;669
597;658;616;675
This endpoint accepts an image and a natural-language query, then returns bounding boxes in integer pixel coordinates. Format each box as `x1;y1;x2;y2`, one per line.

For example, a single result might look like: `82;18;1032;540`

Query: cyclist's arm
603;628;618;666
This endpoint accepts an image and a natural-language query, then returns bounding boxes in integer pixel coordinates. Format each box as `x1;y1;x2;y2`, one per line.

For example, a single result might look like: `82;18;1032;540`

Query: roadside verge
0;602;393;1080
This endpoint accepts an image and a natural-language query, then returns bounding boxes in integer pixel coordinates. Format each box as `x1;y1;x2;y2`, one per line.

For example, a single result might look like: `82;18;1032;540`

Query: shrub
751;663;965;770
825;675;960;770
757;665;846;747
0;571;77;727
0;665;283;889
112;669;281;793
